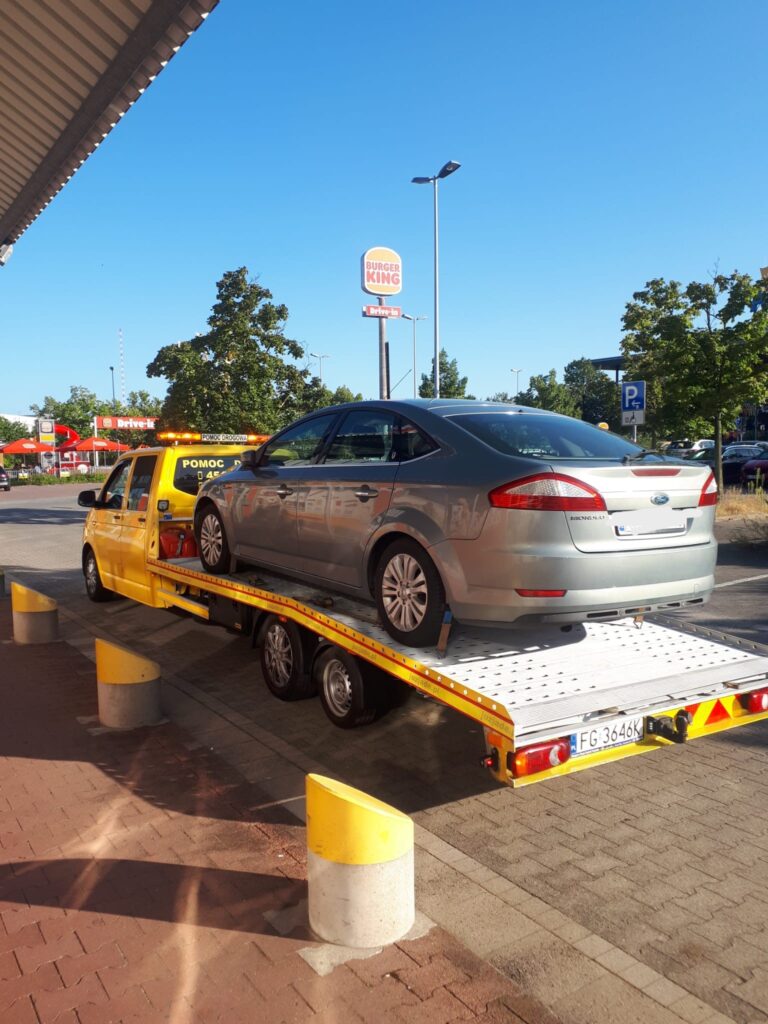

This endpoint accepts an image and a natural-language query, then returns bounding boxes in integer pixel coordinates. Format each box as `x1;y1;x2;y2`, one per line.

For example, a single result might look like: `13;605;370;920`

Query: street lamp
510;367;521;396
310;352;330;385
109;365;116;411
412;159;461;398
402;314;427;398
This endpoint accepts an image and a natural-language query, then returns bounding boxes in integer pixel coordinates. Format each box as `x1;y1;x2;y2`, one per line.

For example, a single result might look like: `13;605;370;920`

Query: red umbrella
0;438;52;454
70;436;128;452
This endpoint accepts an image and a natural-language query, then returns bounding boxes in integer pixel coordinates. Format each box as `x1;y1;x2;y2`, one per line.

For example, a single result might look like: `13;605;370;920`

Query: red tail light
489;473;606;512
698;471;718;507
510;738;571;778
741;689;768;713
630;468;681;476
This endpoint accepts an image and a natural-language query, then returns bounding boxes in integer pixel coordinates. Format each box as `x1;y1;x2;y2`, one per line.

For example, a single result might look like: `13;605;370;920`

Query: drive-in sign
361;247;402;296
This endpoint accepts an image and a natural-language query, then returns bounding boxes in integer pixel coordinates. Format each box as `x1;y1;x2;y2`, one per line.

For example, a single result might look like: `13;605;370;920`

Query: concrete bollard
306;773;414;948
95;638;162;729
11;582;59;644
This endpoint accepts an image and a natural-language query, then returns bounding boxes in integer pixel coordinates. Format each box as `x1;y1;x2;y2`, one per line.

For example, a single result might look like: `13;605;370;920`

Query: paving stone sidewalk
0;601;561;1024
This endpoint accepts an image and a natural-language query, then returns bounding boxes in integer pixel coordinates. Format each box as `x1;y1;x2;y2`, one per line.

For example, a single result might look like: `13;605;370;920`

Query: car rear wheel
315;648;379;729
259;615;316;700
374;538;446;647
83;547;111;602
196;505;231;574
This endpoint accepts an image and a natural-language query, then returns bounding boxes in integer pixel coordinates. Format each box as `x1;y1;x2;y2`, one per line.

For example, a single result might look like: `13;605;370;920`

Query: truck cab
78;444;258;604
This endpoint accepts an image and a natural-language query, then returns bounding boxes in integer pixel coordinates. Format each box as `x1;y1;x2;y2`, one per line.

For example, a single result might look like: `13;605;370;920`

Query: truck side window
127;455;158;511
100;460;132;510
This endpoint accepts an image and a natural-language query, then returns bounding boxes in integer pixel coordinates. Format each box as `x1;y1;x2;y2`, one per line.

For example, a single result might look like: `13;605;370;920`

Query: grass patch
718;487;768;544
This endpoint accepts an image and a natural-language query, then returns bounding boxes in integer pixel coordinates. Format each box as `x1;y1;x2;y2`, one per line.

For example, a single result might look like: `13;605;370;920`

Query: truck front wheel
83;548;111;602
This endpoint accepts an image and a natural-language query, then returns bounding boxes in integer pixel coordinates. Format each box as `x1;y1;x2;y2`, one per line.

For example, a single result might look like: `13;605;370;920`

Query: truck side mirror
78;489;97;507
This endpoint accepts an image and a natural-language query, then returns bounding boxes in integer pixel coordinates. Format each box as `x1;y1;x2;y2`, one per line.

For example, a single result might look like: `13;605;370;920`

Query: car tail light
698;471;718;507
630;468;681;476
515;589;567;598
510;738;571;778
489;473;606;512
741;689;768;713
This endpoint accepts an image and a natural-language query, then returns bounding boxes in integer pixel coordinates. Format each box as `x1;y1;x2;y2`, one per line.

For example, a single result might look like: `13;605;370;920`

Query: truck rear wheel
259;615;315;701
315;648;379;729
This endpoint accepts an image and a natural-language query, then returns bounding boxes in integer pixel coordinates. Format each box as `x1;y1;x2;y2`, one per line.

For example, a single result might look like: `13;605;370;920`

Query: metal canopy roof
0;0;219;259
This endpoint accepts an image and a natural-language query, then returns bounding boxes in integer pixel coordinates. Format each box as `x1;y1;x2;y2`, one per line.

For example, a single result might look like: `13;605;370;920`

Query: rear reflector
630;468;681;476
741;689;768;714
510;738;571;778
698;471;718;507
515;588;567;598
489;473;606;512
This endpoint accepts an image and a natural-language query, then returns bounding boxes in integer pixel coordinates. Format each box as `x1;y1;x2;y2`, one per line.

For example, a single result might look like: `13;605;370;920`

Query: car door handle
137;517;146;524
354;486;379;501
276;485;294;499
112;514;122;521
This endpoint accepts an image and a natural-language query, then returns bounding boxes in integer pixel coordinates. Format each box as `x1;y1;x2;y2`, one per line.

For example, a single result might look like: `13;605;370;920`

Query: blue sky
2;0;768;419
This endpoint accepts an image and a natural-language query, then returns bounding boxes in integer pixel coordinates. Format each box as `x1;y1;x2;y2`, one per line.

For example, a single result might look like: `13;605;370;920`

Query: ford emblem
651;493;670;506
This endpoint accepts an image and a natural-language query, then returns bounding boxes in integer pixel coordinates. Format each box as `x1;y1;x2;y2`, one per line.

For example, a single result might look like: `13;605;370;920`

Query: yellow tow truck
79;440;768;788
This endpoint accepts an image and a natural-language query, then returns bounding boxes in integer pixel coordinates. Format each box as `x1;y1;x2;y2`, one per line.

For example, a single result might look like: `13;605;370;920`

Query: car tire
259;615;316;701
315;647;379;729
373;538;446;648
83;547;112;602
195;504;231;574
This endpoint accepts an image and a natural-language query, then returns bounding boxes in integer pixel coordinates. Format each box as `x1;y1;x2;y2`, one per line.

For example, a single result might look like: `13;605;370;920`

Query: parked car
665;440;695;455
193;400;718;647
741;454;768;489
0;466;10;492
690;439;715;451
686;445;764;486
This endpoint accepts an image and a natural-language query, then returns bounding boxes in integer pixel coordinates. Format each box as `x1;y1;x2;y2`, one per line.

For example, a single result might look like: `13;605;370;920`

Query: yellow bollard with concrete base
11;582;59;644
306;773;414;948
95;639;162;730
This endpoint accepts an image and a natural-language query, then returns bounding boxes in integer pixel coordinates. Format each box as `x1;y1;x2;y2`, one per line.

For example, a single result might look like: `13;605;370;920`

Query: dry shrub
717;487;768;544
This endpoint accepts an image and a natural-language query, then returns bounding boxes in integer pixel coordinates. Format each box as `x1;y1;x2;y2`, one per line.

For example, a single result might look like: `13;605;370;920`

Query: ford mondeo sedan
193;400;717;647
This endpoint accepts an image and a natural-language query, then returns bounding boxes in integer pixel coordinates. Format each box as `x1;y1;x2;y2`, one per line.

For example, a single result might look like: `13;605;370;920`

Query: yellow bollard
11;582;59;644
306;773;414;947
95;638;162;729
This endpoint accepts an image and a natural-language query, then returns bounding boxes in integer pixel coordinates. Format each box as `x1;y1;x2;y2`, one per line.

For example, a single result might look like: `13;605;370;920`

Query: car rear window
447;412;641;460
173;454;244;495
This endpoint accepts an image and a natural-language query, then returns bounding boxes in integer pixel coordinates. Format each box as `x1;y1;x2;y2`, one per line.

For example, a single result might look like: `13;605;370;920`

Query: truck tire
373;538;446;647
315;647;379;729
83;547;112;602
259;615;316;701
196;504;231;574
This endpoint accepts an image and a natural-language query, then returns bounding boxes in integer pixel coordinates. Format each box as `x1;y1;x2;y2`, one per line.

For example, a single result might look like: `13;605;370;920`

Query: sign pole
378;296;389;399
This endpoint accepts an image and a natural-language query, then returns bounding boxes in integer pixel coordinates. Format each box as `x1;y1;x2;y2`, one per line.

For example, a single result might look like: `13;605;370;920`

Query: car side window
127;455;158;511
99;460;132;510
262;414;338;466
324;411;396;463
391;417;438;462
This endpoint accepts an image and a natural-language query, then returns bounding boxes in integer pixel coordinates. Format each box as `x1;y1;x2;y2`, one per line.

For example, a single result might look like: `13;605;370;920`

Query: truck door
88;458;133;586
120;454;159;600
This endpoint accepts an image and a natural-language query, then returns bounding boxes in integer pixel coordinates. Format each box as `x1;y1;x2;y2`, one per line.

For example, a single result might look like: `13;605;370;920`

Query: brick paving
0;600;559;1024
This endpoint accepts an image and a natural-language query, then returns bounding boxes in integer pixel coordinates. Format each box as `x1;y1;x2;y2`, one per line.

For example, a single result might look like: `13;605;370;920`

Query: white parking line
715;572;768;588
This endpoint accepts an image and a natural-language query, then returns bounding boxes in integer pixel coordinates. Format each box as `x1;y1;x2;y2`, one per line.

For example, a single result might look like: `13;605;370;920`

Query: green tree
31;386;112;439
419;349;475;399
148;268;308;434
563;358;620;429
516;369;580;417
0;416;32;445
622;273;768;487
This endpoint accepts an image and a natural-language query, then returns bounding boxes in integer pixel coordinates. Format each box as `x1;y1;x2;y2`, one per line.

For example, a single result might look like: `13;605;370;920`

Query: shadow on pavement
0;506;87;525
0;858;308;938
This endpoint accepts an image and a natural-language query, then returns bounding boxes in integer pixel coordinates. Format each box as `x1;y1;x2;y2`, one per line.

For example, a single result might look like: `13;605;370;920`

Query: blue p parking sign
621;381;645;426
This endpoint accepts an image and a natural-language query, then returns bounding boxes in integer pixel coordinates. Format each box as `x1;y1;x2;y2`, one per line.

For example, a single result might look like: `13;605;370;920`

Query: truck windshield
446;412;642;460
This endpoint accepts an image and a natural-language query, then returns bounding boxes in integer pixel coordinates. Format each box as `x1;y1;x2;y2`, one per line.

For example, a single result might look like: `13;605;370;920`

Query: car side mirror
78;489;97;507
240;449;260;470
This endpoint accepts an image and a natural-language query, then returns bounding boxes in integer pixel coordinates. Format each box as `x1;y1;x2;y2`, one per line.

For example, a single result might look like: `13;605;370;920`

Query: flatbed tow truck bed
147;551;768;787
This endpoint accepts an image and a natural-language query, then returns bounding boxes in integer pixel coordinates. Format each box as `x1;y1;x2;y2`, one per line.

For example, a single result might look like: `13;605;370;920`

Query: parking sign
621;381;645;426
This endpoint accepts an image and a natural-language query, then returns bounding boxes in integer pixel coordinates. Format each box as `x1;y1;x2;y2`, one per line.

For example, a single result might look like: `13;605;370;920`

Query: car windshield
446;412;643;460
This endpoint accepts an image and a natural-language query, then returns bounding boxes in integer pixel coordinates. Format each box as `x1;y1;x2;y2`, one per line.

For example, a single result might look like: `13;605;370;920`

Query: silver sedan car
193;400;717;647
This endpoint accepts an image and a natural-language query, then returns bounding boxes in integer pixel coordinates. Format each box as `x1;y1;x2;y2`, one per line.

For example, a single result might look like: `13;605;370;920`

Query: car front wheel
195;505;231;574
373;538;446;647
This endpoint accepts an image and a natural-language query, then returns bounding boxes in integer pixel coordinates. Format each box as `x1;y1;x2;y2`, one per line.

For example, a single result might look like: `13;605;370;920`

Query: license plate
613;509;686;537
570;716;644;757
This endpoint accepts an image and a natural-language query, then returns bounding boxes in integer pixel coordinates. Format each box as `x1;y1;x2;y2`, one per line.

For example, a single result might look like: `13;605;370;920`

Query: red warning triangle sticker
705;700;730;726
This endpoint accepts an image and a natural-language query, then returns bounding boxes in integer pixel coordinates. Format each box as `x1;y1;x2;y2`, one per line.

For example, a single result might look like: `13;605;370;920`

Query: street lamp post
511;367;521;396
402;314;427;398
412;160;461;399
310;352;330;386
